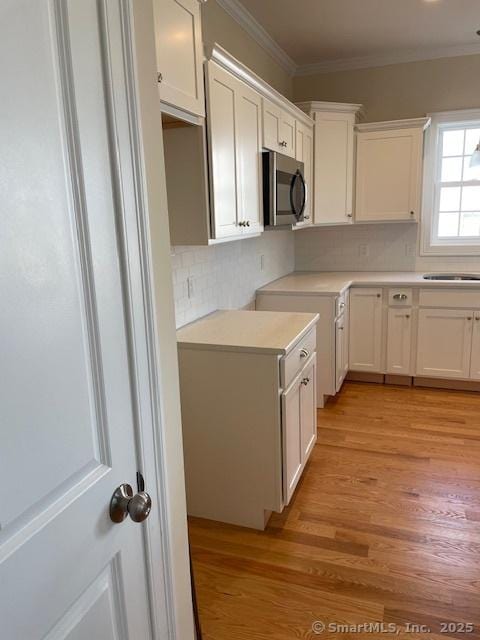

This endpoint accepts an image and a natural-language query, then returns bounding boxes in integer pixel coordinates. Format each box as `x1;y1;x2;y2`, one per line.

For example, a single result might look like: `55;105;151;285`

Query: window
421;110;480;256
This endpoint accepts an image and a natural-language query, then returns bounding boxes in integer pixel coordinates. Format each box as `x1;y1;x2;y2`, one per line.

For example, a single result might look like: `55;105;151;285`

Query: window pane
441;157;463;182
439;186;461;211
461;186;480;211
463;156;480;181
465;128;480;155
460;212;480;237
438;211;459;237
442;129;465;157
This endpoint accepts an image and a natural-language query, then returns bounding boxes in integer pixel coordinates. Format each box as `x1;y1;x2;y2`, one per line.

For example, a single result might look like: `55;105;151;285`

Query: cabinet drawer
388;288;413;306
419;289;480;309
281;328;316;388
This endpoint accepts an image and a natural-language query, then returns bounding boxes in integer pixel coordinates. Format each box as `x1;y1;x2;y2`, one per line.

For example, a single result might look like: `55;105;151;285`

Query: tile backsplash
295;223;480;273
171;230;294;327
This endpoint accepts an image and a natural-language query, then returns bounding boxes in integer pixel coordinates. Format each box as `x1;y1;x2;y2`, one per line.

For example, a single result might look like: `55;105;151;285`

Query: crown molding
296;101;363;116
214;0;297;76
208;44;313;127
355;117;431;133
295;42;480;76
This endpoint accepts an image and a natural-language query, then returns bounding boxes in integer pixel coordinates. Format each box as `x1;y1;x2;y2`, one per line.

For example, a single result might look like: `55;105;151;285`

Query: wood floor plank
189;382;480;639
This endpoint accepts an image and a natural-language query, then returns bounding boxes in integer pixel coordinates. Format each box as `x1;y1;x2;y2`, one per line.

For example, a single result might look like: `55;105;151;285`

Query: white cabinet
297;102;362;225
282;355;317;504
470;315;480;380
153;0;205;117
416;309;473;379
349;288;384;372
295;121;314;226
300;357;317;463
386;307;413;375
263;98;296;158
335;312;349;391
355;118;430;222
206;61;263;239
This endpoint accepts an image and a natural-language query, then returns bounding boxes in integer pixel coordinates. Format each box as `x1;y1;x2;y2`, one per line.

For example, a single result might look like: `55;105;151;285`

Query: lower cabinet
282;355;316;504
349;288;383;372
416;308;473;379
386;307;413;375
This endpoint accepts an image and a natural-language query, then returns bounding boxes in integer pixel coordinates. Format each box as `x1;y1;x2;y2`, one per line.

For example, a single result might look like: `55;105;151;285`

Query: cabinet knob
405;314;410;319
376;293;381;298
410;211;415;216
301;377;310;386
157;72;163;83
347;214;353;218
300;348;309;358
279;141;287;148
304;215;310;220
467;317;473;321
246;220;250;227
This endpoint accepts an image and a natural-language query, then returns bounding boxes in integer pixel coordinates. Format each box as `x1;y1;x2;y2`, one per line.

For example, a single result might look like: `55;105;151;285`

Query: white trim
208;44;313;128
295;101;363;116
295;42;480;76
355;117;431;133
215;0;296;76
421;109;480;257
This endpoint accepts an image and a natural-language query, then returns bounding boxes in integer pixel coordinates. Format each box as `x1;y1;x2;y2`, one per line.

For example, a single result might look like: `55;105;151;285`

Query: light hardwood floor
189;382;480;639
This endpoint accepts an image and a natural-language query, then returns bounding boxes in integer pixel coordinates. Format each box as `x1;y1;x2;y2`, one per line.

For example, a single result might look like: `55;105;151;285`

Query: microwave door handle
290;170;306;219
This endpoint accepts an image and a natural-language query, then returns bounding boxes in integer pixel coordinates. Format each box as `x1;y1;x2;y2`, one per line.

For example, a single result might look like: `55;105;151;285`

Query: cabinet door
355;128;423;222
263;99;296;158
335;315;349;391
235;83;264;235
349;288;384;372
154;0;205;116
281;378;302;505
300;358;317;463
416;309;473;379
206;62;239;238
314;111;355;224
295;122;314;226
386;308;413;375
470;315;480;380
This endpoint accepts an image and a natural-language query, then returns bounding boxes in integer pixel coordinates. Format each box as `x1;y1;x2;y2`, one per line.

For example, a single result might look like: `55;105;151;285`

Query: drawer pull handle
393;293;408;301
300;348;309;358
301;377;310;386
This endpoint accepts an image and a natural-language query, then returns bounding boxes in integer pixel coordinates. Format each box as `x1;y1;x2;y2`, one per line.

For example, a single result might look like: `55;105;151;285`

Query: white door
300;358;317;462
282;378;302;505
263;99;295;158
295;122;314;226
0;2;186;638
386;308;413;375
335;315;349;391
206;61;239;238
314;111;356;224
349;288;384;372
416;309;473;379
153;0;205;116
355;128;422;221
235;82;264;234
471;315;480;380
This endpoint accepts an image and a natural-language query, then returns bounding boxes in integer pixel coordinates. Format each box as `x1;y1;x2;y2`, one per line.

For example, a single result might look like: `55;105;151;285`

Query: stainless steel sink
423;273;480;281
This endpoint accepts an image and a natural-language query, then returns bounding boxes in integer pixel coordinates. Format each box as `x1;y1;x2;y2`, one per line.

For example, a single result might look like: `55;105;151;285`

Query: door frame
90;2;194;638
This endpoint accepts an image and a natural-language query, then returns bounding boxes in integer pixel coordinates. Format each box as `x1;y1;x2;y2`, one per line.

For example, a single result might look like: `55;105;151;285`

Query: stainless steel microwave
263;151;307;227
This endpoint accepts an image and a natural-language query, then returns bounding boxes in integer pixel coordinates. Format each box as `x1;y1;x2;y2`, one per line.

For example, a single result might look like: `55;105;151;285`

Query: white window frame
421;108;480;256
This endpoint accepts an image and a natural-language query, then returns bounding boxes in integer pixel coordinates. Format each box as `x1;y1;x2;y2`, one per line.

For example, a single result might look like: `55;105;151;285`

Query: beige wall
293;54;480;122
201;1;293;99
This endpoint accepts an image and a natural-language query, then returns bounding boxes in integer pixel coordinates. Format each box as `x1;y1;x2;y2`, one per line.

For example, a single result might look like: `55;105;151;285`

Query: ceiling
234;0;480;73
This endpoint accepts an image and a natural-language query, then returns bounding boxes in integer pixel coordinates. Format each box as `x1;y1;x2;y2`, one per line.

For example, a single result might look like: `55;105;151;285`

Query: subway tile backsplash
171;230;294;327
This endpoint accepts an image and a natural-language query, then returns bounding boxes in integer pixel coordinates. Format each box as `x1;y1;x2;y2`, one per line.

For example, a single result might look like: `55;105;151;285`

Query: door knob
110;483;152;524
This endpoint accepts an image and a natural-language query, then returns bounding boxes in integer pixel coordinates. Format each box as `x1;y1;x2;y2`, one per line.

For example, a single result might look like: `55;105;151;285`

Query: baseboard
385;374;413;387
414;377;480;392
346;372;385;384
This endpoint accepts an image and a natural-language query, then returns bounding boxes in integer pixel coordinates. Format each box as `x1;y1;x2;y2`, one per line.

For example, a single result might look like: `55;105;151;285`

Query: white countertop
257;271;480;297
177;309;319;355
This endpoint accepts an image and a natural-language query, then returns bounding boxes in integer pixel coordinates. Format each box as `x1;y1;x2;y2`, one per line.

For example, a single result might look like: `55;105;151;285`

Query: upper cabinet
297;102;362;226
295;121;314;227
263;99;296;159
153;0;205;117
355;118;431;223
206;60;263;240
